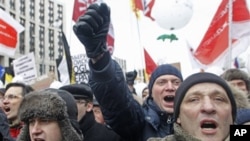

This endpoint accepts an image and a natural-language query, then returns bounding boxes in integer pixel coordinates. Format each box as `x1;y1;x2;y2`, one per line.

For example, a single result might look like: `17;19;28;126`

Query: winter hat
148;64;183;96
60;83;93;101
235;108;250;125
43;88;82;136
221;68;250;91
174;72;237;122
17;90;83;141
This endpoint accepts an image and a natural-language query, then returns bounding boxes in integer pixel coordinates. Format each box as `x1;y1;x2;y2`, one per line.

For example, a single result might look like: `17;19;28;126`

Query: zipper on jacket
167;115;172;124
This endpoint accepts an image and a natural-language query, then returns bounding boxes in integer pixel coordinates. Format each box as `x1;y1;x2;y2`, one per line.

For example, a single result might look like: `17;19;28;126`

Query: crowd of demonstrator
1;2;250;141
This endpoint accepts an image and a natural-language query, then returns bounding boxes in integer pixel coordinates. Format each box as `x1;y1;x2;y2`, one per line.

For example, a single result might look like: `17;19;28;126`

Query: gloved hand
73;3;110;58
126;70;138;85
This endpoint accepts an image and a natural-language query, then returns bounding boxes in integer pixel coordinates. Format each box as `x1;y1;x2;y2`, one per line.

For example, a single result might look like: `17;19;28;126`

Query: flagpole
134;16;147;83
130;0;147;82
226;0;233;70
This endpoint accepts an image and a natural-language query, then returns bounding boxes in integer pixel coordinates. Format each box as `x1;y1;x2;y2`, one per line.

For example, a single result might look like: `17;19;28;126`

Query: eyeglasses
3;94;22;100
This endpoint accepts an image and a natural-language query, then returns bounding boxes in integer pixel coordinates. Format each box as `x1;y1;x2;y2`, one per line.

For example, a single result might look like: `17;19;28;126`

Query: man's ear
177;117;181;124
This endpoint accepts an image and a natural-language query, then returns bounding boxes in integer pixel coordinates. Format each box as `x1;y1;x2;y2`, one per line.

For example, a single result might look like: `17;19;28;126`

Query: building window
39;64;45;75
29;22;35;53
10;0;15;10
39;26;45;59
29;0;35;20
49;65;55;73
19;0;25;16
57;32;63;58
19;18;25;54
48;1;54;26
48;29;54;60
39;0;45;23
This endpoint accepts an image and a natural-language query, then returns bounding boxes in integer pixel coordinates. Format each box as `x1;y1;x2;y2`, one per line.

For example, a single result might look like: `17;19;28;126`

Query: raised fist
73;3;110;58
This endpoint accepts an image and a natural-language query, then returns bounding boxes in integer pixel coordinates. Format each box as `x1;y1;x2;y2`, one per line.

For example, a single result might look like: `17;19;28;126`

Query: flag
194;0;250;66
144;48;157;82
0;65;4;79
56;57;70;85
234;57;239;68
0;9;24;57
56;32;75;85
1;67;14;86
72;0;115;55
132;0;155;20
185;40;204;70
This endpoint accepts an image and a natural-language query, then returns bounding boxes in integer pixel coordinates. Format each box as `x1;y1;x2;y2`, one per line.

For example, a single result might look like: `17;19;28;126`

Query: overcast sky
60;0;250;78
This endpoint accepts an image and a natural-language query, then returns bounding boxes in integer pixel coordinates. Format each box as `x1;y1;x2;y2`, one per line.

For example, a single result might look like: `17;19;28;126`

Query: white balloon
151;0;193;30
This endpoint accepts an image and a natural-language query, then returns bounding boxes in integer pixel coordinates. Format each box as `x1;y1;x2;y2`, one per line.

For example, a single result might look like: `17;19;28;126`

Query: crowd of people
0;2;250;141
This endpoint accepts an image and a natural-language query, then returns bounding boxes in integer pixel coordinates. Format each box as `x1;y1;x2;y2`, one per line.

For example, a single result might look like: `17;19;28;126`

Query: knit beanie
174;72;237;122
235;108;250;125
148;64;183;96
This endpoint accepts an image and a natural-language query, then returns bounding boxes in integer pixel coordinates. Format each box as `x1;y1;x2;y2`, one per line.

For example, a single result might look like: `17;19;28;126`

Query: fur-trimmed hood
16;91;83;141
229;83;250;109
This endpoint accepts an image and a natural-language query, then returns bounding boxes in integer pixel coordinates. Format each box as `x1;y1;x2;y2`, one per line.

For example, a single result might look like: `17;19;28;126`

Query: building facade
0;0;65;79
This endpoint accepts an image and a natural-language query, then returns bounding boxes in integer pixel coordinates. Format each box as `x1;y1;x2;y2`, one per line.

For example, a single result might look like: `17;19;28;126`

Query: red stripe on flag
134;0;155;20
0;19;17;48
194;0;250;65
144;48;157;75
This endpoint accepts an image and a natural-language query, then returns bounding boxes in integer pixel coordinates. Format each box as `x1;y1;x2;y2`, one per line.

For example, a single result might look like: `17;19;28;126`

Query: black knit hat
174;72;237;122
148;64;183;96
60;83;93;101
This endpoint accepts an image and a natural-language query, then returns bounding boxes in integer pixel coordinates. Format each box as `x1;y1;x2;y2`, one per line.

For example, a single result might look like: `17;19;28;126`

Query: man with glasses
60;83;124;141
2;82;34;139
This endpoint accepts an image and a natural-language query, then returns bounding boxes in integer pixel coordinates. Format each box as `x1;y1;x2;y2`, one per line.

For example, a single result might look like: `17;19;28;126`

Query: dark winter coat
0;109;15;141
79;111;123;141
88;52;174;141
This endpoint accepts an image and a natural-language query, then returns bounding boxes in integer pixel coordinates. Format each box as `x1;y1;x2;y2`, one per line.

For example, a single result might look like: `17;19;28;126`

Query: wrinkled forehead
184;82;228;98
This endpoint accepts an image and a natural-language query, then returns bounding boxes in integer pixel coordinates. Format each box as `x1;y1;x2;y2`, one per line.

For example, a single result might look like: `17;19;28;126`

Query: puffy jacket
88;52;174;141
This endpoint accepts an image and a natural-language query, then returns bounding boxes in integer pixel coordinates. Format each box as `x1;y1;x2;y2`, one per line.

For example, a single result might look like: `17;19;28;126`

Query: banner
0;9;24;57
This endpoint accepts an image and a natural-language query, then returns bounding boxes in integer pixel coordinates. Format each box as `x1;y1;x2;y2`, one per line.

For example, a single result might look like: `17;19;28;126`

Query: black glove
73;3;110;58
126;70;138;85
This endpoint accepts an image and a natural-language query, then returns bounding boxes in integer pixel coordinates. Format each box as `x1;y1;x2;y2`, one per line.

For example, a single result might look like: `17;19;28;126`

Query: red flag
0;9;24;57
72;0;115;55
144;48;157;77
194;0;250;65
133;0;155;20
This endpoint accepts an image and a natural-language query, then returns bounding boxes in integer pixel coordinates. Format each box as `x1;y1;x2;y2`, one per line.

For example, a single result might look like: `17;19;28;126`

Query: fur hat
17;90;83;141
60;83;93;101
148;64;183;96
174;72;237;122
229;83;250;109
43;88;82;136
221;68;250;91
